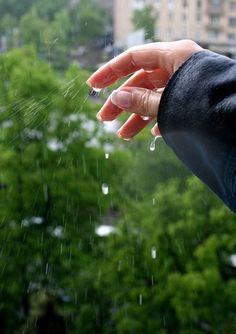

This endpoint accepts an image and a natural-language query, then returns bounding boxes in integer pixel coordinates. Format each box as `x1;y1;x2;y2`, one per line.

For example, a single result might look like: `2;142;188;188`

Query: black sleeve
158;50;236;213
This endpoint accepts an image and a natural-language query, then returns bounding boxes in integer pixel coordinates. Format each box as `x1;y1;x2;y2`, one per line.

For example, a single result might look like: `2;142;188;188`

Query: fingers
97;69;169;121
117;114;153;140
111;87;162;119
87;40;202;88
88;43;169;88
114;87;162;140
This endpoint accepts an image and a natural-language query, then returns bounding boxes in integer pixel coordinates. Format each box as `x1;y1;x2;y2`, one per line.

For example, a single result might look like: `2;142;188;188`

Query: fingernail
96;112;103;121
86;79;92;87
117;132;131;141
111;90;132;109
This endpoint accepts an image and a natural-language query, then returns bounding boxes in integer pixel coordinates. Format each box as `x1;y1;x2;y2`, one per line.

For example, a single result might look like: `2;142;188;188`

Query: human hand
86;40;202;140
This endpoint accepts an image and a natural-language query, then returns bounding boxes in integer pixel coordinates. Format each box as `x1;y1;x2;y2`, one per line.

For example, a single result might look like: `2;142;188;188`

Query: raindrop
105;153;110;159
152;198;156;205
92;87;102;93
139;294;143;306
150;136;160;152
89;87;102;98
140;116;150;121
102;183;109;195
151;247;157;259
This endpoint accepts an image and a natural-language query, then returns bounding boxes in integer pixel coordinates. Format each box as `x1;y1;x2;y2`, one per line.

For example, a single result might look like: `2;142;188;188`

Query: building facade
114;0;236;57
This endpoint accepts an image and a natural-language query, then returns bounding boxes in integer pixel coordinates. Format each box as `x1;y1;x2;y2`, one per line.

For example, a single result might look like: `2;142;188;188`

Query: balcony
206;22;222;31
207;2;223;15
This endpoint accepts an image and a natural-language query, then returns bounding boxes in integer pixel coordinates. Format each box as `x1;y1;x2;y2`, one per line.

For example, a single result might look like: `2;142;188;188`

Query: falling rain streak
139;294;143;306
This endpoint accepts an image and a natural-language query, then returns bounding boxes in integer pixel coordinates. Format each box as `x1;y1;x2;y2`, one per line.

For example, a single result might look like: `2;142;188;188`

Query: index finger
87;42;173;88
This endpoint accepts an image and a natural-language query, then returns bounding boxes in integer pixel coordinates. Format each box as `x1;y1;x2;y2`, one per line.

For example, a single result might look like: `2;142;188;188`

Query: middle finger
97;69;169;121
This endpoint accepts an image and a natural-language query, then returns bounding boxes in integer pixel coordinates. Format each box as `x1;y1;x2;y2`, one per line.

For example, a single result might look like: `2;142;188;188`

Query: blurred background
0;0;236;333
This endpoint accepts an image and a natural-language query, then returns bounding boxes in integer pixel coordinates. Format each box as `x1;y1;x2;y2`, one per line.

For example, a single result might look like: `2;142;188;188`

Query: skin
86;40;203;140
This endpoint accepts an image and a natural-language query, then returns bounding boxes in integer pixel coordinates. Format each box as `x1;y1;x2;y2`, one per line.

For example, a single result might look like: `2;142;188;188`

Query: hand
86;40;202;140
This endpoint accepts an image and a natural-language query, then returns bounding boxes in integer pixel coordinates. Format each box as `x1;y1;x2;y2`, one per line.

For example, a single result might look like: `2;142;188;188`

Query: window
210;0;221;5
229;17;236;27
133;0;146;10
197;0;202;8
195;31;201;40
196;13;201;22
228;32;236;40
169;12;173;20
230;2;236;10
168;0;174;10
182;13;187;21
210;15;220;24
167;27;173;38
208;30;219;40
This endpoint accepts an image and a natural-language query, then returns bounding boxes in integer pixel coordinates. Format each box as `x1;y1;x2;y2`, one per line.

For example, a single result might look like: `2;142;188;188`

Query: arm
158;50;236;212
87;40;236;213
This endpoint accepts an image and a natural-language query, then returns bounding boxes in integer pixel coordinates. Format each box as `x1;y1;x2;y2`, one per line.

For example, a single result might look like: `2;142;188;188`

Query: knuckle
181;39;201;51
139;90;152;114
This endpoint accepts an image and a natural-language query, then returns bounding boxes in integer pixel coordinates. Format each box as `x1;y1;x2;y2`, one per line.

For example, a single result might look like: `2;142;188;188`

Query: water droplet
152;198;156;205
92;87;102;93
140;115;150;121
150;136;160;152
102;183;109;195
139;294;143;306
151;247;157;259
105;153;110;159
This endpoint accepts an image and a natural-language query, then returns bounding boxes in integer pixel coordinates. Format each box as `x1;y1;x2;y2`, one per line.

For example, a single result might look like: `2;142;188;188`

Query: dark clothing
158;50;236;213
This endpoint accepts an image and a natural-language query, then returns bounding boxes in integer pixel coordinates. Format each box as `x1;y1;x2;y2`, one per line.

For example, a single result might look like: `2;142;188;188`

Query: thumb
111;87;162;119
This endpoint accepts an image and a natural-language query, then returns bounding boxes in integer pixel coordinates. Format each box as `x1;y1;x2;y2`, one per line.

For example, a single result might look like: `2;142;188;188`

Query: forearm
158;50;236;212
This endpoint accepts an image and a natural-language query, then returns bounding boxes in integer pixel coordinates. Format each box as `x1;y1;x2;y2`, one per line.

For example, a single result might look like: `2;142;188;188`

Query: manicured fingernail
96;112;103;121
117;132;131;141
86;79;92;87
111;90;132;109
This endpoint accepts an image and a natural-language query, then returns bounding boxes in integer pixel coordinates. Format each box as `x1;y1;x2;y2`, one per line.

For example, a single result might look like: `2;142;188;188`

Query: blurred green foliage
0;0;107;69
133;5;156;42
0;47;235;333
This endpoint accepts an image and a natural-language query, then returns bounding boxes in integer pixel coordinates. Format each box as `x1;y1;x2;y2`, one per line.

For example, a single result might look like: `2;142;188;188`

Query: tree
19;9;70;69
0;47;128;333
133;5;156;41
0;0;33;20
71;0;106;47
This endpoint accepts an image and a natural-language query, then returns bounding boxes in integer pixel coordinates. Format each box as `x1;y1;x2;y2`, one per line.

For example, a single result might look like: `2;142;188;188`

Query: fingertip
151;124;161;137
117;131;132;141
96;113;103;122
86;79;92;87
151;127;156;137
